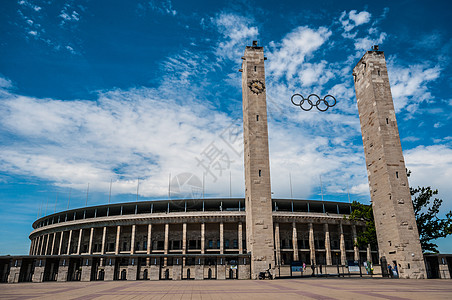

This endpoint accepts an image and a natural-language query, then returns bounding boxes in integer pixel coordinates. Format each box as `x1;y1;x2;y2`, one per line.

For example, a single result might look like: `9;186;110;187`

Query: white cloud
59;2;81;26
0;77;13;89
0;88;244;197
213;13;258;62
267;26;331;81
340;10;371;32
402;136;420;142
18;0;41;12
388;62;441;113
405;145;452;212
65;45;76;54
354;32;387;51
148;0;177;16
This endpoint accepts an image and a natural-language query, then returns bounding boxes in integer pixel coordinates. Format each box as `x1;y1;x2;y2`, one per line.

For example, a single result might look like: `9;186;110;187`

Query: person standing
393;263;398;278
303;262;306;272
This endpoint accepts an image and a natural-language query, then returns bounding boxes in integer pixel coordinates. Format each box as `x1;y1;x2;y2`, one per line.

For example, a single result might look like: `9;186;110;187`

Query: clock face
248;79;265;95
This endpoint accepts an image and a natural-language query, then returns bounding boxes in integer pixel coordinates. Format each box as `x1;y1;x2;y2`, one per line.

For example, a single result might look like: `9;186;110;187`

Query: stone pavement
1;278;451;300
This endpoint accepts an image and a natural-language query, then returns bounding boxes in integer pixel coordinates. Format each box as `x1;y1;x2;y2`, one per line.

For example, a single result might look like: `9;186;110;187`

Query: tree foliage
409;172;452;253
348;201;378;249
348;171;452;253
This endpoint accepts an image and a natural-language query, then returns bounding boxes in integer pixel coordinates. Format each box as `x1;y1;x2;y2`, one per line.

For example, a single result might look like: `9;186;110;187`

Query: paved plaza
1;278;451;300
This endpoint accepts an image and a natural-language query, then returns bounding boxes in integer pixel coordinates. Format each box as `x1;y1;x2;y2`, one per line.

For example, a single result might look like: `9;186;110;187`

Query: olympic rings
291;94;337;112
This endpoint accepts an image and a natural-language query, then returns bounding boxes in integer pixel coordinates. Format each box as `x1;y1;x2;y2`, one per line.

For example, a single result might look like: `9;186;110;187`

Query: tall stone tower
241;41;275;279
353;48;426;279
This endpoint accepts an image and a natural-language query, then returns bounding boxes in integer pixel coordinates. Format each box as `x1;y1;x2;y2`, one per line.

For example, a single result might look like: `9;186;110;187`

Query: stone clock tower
240;41;275;279
353;48;426;279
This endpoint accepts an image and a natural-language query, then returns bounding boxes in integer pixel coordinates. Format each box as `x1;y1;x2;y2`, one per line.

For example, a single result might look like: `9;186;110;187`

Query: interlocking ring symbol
291;94;336;112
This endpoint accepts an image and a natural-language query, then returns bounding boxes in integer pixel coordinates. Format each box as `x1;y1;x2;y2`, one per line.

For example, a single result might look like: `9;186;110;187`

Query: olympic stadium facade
0;198;377;282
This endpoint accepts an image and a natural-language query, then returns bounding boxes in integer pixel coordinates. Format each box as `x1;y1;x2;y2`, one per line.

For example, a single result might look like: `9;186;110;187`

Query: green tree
411;185;452;253
347;201;378;249
348;172;452;253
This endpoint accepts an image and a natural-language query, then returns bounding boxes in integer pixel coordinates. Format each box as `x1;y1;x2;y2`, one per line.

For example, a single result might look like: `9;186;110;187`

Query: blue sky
1;0;451;255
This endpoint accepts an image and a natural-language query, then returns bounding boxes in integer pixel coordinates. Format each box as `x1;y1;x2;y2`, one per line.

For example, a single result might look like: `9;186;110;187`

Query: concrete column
33;259;45;282
146;224;152;266
67;230;72;255
8;261;21;283
220;222;224;254
164;223;169;254
309;223;315;265
29;239;34;255
104;258;115;281
339;223;346;265
164;223;169;266
81;258;92;281
182;223;187;254
115;225;121;255
88;227;94;254
274;223;281;265
58;231;64;255
238;222;243;254
76;229;82;255
352;225;359;261
36;237;41;255
201;223;205;254
292;222;299;261
41;235;46;255
33;238;38;255
131;225;136;254
325;224;332;265
101;227;106;254
367;244;372;262
40;235;45;255
32;239;37;255
31;238;36;255
37;236;43;255
51;233;56;255
45;234;50;255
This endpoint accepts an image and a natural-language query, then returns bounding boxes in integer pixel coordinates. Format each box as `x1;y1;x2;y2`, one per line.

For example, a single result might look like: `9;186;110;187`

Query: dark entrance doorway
67;258;81;281
447;257;452;279
18;259;34;282
425;256;439;279
90;258;100;281
0;259;9;283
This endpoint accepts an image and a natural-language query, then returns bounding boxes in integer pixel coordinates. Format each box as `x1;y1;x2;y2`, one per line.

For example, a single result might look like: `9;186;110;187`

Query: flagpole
136;178;140;202
347;182;351;203
85;183;89;207
109;179;112;204
229;171;232;198
289;173;293;199
168;173;171;200
54;192;58;213
202;172;205;200
67;188;71;210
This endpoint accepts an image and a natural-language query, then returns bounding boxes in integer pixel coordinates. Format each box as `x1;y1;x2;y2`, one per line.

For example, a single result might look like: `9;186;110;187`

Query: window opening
256;115;259;121
259;170;262;177
396;171;399;178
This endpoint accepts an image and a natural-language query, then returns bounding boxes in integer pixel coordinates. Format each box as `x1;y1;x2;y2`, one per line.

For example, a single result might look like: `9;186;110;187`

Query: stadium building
1;198;373;282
